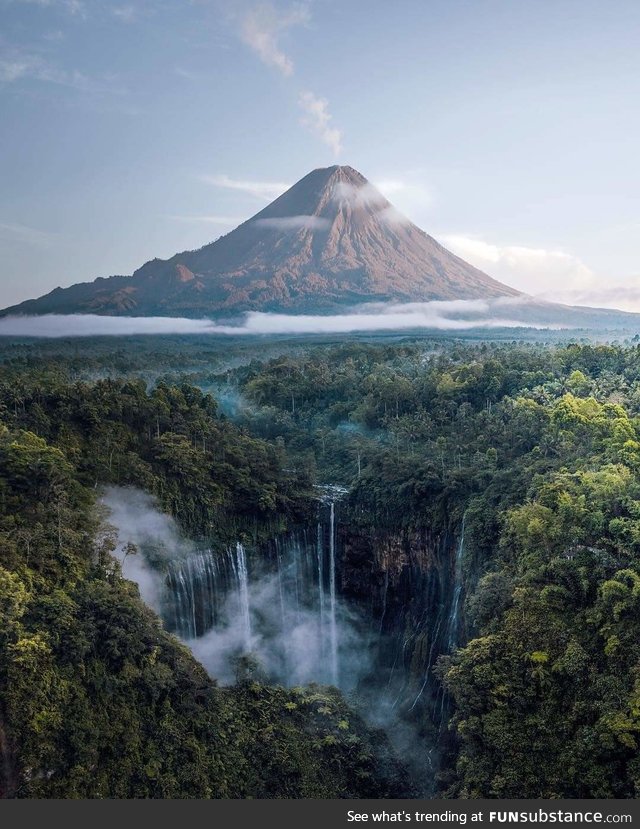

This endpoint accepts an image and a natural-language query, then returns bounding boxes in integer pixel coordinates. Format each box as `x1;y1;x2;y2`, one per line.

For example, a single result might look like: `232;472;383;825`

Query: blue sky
1;0;639;310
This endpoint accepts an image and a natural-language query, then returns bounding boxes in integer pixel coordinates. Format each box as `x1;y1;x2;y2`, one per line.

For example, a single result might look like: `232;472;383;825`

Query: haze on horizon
1;0;639;312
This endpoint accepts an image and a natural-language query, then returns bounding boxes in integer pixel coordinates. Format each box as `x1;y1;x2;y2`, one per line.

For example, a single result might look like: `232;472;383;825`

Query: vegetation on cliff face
2;335;640;798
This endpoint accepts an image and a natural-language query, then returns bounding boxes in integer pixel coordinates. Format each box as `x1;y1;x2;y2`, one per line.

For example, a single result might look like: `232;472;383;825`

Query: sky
1;0;639;312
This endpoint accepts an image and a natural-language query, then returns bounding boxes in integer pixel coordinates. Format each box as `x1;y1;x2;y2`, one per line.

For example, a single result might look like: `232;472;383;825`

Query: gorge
105;481;470;793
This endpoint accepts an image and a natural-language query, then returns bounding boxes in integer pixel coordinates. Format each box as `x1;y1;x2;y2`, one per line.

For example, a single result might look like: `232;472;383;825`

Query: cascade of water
329;500;339;686
276;541;291;683
167;550;223;639
446;515;466;652
408;609;444;711
316;521;325;658
235;541;252;650
162;490;349;688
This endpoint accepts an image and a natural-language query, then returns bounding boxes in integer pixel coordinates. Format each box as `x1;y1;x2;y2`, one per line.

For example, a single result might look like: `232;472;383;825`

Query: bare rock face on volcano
1;165;519;317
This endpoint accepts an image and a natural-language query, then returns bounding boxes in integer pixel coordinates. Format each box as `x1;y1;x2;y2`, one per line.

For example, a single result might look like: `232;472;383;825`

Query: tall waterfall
165;549;231;639
446;515;465;652
329;500;339;686
234;542;252;650
162;493;352;688
317;521;325;657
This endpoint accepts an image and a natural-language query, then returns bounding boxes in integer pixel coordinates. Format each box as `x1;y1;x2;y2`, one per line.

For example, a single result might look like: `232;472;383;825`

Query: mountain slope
1;165;519;318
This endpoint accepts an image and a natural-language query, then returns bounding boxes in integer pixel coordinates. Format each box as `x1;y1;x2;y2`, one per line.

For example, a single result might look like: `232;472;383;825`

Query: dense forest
1;334;639;798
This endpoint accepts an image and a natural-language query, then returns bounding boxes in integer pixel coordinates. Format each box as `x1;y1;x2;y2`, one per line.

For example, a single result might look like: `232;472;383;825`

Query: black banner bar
0;799;638;827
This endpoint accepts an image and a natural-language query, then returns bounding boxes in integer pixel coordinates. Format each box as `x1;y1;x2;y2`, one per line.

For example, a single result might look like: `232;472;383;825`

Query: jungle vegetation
1;334;640;797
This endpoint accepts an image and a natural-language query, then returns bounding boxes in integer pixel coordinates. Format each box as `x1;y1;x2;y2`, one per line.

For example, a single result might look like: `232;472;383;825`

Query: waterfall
235;541;252;650
162;492;351;689
316;521;325;658
165;545;252;645
446;515;465;652
166;550;225;639
329;500;339;686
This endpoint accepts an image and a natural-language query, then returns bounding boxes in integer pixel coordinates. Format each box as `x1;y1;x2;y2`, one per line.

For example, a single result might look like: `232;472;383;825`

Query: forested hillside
0;369;409;798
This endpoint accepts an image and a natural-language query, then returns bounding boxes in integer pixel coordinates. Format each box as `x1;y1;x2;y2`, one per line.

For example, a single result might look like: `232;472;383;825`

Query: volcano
1;165;520;318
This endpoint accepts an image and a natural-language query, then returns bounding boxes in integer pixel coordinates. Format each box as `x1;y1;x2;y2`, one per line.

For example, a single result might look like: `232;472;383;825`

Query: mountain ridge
1;165;520;318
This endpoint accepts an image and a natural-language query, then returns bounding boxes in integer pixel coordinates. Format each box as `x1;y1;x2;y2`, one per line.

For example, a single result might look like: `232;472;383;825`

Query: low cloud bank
0;298;559;338
0;314;216;337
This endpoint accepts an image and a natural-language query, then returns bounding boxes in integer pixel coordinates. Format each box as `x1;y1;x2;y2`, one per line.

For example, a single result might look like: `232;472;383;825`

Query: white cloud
237;4;344;155
0;221;59;246
64;0;84;14
374;178;434;218
12;0;87;14
112;5;137;23
438;233;640;313
174;66;201;81
202;173;290;201
169;214;245;226
376;206;411;226
332;180;387;209
331;181;411;225
0;315;218;338
0;301;556;339
441;234;598;295
298;90;342;156
240;2;309;76
253;214;330;231
0;59;31;82
42;29;65;41
0;48;100;91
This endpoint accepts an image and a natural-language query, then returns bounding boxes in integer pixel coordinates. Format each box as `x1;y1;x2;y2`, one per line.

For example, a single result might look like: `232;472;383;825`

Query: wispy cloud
64;0;84;14
236;2;344;154
174;66;203;82
239;1;309;76
170;214;245;226
11;0;87;15
374;178;433;214
0;221;59;246
376;205;411;226
42;29;65;41
201;173;290;201
298;90;342;156
0;58;31;82
10;0;84;7
332;180;388;209
111;5;137;23
253;214;330;230
330;180;412;225
0;47;107;91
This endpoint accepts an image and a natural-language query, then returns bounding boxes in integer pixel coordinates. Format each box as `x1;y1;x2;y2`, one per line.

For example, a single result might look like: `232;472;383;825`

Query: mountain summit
2;165;519;317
